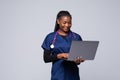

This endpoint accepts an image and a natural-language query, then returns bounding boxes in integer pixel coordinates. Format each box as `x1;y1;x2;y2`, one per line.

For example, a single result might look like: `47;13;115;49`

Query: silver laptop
67;41;99;61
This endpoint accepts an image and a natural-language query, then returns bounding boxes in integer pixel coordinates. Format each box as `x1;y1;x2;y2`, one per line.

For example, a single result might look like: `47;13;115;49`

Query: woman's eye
63;22;66;24
62;21;71;25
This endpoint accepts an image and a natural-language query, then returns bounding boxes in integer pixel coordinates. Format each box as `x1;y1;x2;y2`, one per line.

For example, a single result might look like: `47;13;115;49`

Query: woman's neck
57;29;70;36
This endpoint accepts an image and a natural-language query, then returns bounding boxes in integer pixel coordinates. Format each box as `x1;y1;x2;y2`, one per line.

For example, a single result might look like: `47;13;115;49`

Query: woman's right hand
57;53;69;59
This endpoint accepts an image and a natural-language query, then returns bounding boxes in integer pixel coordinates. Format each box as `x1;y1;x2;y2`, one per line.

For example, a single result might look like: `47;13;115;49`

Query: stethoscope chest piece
50;44;54;49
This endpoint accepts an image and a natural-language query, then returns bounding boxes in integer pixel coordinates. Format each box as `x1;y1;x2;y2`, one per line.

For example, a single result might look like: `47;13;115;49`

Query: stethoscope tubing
50;30;75;49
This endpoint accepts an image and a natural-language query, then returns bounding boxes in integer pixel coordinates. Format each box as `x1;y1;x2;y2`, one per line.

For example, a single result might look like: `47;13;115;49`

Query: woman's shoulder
71;31;82;40
44;32;56;39
46;32;55;36
71;31;81;36
42;32;55;42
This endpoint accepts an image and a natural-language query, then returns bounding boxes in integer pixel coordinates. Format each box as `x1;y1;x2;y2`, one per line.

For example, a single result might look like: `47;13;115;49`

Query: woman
41;10;84;80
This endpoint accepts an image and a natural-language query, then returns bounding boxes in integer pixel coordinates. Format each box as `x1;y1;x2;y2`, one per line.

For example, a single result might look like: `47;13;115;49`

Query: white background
0;0;120;80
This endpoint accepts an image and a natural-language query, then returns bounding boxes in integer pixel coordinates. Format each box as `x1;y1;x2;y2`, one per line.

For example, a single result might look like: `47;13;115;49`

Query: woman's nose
65;23;69;27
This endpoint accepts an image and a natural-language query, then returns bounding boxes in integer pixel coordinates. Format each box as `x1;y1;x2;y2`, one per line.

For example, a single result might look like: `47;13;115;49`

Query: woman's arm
43;49;58;63
43;49;69;63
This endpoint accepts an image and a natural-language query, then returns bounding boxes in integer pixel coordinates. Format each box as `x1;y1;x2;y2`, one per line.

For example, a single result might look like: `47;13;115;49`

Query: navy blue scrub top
41;31;82;80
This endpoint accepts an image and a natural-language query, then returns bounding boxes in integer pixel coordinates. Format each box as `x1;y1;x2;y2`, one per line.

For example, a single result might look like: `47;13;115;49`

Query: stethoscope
50;31;58;49
50;30;76;49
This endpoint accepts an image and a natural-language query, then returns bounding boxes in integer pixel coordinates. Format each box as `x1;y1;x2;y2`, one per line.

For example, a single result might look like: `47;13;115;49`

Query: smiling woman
41;10;84;80
57;15;72;34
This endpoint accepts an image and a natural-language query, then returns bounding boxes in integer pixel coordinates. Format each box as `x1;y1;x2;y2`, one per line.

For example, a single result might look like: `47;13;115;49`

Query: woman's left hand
73;57;85;65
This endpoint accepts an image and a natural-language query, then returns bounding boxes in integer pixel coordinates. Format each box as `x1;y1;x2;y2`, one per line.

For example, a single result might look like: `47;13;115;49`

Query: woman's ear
57;19;60;24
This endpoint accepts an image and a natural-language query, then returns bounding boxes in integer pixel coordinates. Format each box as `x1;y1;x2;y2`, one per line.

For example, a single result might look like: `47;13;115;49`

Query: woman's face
57;16;72;33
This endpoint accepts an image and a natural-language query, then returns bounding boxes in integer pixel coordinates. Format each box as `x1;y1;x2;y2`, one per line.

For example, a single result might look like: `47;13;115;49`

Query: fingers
74;57;85;64
57;53;69;59
62;53;69;59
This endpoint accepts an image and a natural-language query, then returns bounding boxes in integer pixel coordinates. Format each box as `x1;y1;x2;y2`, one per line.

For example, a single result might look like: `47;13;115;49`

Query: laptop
67;41;99;61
